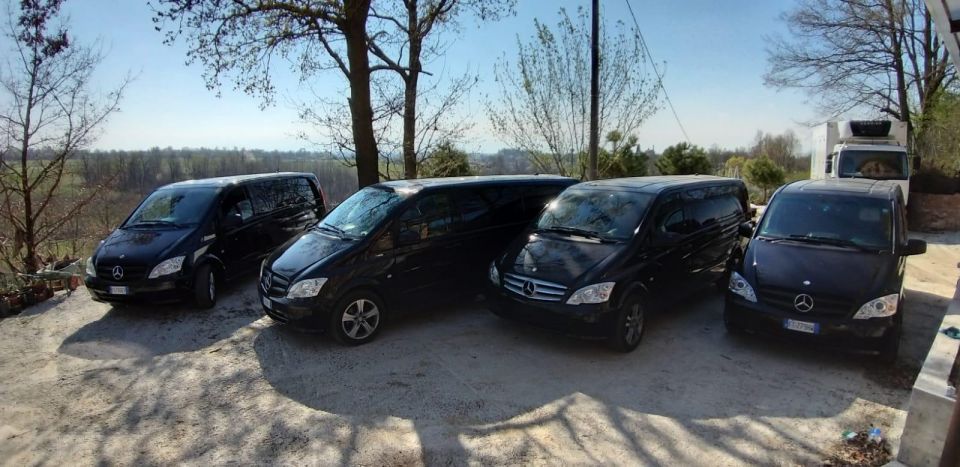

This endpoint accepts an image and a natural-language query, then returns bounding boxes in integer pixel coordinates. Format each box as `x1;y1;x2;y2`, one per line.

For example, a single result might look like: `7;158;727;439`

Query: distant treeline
77;147;358;203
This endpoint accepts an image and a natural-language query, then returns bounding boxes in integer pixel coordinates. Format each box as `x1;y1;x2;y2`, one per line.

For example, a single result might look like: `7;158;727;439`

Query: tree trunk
885;0;913;147
401;0;421;180
587;0;600;181
343;0;379;188
21;62;38;273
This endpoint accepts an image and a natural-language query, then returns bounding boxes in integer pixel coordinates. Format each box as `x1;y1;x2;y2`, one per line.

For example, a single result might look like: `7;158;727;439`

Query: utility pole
588;0;600;181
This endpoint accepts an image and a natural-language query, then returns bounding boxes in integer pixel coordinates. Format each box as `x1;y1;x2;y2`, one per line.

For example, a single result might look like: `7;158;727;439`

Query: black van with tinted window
724;179;925;361
85;173;326;308
487;176;749;352
258;175;577;345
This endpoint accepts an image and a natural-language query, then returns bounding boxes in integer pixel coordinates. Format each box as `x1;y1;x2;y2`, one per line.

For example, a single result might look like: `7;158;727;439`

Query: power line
624;0;691;145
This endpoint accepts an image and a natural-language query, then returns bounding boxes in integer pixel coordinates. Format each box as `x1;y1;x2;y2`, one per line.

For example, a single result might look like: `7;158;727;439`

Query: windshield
317;187;405;238
838;149;908;180
124;187;217;228
757;194;893;250
536;188;653;241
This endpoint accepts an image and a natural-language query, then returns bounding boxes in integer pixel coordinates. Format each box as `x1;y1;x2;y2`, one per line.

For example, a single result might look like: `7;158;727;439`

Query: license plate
107;286;129;295
261;296;272;310
784;319;819;334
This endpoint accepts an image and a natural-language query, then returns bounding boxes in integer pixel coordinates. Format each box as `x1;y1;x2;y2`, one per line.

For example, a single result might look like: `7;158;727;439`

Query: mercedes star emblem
263;273;272;289
794;294;814;312
522;281;536;297
112;266;124;281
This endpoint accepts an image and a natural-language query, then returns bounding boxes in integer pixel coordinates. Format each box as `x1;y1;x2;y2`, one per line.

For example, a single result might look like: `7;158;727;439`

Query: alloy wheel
341;298;380;340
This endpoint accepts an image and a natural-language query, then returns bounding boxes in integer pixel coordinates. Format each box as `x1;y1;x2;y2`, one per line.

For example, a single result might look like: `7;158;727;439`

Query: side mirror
903;238;927;256
738;221;754;238
397;229;421;247
221;212;243;231
825;160;833;174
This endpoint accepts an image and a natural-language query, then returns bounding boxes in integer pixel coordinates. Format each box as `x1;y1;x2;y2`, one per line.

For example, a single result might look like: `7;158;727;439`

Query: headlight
85;257;96;276
566;282;615;305
728;271;757;302
287;278;328;299
853;293;899;319
488;262;499;285
148;256;185;279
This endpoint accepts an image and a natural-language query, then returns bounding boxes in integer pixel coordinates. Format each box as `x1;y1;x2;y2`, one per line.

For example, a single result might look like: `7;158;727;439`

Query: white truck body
811;120;911;202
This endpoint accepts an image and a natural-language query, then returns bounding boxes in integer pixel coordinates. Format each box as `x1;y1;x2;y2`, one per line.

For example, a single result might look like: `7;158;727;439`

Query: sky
32;0;818;154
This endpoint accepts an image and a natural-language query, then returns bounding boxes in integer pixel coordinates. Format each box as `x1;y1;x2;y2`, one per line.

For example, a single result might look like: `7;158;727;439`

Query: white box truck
811;120;912;202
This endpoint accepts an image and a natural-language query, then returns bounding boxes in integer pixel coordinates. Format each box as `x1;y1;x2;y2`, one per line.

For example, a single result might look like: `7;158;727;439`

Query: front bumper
84;274;189;304
258;287;336;330
724;294;897;351
485;285;616;339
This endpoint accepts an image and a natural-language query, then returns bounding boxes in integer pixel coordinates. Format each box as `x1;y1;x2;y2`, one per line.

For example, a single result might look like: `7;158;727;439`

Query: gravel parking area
1;233;957;465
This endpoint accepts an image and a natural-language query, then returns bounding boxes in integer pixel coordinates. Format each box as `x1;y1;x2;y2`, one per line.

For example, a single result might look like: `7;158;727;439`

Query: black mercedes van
85;173;326;308
258;175;577;345
487;175;750;352
724;179;925;361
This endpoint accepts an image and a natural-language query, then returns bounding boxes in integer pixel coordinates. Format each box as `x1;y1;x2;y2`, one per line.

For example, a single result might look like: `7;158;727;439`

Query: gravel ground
0;233;957;466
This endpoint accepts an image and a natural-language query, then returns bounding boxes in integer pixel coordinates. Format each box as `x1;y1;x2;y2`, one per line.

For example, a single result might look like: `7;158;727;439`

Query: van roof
574;175;742;193
780;179;901;200
162;172;315;189
376;174;577;192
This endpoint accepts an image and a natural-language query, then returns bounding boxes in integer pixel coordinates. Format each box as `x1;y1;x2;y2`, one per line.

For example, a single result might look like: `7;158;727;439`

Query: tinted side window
522;185;565;217
248;182;277;214
715;195;743;220
456;189;494;231
295;178;319;204
484;187;525;224
221;187;253;222
399;193;460;240
657;205;688;235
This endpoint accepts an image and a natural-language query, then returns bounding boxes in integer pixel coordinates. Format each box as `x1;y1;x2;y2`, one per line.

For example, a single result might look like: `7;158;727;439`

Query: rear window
758;193;894;250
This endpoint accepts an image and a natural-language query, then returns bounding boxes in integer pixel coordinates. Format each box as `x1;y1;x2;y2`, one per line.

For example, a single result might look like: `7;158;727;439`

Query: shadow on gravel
251;288;883;465
58;276;263;360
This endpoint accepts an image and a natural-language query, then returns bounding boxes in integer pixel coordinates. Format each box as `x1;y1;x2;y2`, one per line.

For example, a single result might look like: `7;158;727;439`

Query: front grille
96;264;148;282
503;273;568;302
261;271;290;298
759;287;855;318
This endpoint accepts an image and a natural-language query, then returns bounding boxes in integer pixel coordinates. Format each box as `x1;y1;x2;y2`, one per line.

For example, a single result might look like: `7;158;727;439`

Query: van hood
96;227;194;265
500;232;620;286
745;240;898;299
269;229;354;278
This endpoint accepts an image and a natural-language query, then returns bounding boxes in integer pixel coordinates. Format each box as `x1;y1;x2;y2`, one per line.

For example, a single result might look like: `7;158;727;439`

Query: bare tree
0;0;128;273
298;69;477;180
487;7;661;177
154;0;381;187
749;130;802;171
764;0;956;141
297;0;513;180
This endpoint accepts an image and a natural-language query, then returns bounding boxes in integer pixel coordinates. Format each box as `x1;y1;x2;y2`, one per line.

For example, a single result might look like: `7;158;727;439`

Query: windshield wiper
540;226;617;242
315;223;353;239
785;234;880;252
125;220;182;229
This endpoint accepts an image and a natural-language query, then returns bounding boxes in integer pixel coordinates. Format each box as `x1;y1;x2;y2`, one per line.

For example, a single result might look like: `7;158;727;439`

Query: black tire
193;264;217;309
878;325;901;364
609;294;646;353
330;289;385;346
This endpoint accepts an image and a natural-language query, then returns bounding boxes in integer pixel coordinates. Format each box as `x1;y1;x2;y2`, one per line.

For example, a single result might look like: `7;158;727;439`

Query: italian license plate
261;296;272;310
107;286;129;295
783;319;819;334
